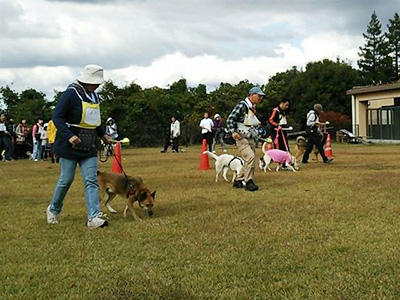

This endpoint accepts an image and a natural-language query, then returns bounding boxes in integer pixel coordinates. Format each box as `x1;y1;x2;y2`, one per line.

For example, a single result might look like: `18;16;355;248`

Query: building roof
347;81;400;95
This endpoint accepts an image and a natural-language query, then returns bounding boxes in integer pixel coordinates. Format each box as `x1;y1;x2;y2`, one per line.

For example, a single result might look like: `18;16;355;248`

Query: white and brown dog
203;151;244;182
261;143;299;172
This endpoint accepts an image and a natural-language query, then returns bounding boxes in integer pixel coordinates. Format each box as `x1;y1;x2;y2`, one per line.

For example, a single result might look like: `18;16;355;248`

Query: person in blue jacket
46;65;111;229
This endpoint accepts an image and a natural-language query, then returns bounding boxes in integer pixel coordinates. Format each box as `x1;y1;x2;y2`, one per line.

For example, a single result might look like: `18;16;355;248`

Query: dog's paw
107;208;117;214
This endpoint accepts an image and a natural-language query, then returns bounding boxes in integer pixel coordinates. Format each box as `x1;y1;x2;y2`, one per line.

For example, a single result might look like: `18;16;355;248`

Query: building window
381;110;388;125
370;110;378;125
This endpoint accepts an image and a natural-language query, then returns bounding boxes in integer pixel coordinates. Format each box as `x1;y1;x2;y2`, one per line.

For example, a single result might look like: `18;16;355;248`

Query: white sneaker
46;205;59;224
87;213;109;229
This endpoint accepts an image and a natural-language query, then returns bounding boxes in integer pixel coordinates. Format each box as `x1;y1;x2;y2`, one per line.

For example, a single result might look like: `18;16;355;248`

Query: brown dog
294;136;321;162
97;171;156;221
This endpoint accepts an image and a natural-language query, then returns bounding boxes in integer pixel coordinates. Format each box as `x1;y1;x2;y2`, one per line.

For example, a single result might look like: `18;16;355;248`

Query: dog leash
99;141;137;199
274;126;290;152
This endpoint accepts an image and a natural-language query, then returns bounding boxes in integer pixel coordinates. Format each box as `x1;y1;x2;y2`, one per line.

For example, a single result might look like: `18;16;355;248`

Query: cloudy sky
0;0;397;100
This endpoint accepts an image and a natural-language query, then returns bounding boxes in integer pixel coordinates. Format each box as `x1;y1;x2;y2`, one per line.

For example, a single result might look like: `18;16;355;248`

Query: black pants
302;133;327;163
15;143;27;159
202;132;213;152
163;136;179;152
172;137;179;152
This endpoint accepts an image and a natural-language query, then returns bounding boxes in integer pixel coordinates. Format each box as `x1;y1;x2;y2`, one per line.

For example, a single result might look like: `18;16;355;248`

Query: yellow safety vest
77;100;101;129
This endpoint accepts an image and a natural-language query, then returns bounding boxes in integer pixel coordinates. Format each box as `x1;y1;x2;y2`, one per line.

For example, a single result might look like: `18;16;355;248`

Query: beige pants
235;137;256;182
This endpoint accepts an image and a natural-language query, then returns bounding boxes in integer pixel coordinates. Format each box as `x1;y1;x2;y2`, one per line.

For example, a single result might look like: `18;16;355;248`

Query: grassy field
1;142;400;299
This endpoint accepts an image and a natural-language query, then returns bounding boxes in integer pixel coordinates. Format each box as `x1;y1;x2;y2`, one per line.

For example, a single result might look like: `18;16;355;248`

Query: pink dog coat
266;149;291;164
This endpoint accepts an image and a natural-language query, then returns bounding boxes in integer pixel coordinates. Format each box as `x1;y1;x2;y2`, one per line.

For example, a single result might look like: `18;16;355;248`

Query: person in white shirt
199;112;214;152
105;117;119;140
161;116;181;153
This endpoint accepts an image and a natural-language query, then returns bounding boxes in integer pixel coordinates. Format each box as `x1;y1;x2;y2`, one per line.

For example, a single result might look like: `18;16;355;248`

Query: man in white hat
46;64;112;229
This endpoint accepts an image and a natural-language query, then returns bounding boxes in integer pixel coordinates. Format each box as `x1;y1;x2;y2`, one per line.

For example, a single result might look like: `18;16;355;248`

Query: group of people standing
161;112;226;154
199;112;225;153
0;115;58;162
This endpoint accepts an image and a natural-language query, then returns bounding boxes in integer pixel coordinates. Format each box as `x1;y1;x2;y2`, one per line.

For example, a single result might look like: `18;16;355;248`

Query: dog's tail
261;142;267;154
203;151;218;160
296;136;307;146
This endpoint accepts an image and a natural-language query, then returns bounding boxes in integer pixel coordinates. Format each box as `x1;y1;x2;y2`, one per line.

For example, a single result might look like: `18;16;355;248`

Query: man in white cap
302;103;333;164
226;87;264;192
46;64;112;229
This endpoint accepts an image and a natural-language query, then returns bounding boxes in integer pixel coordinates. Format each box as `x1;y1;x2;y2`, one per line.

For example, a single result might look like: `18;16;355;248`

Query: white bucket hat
214;113;221;119
78;64;105;85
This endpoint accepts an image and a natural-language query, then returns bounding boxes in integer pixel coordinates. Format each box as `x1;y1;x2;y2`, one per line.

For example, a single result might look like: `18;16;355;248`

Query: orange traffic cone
198;139;210;170
324;133;333;157
111;142;123;173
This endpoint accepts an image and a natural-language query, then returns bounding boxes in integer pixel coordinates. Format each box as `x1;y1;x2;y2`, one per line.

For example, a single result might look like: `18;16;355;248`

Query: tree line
1;11;398;147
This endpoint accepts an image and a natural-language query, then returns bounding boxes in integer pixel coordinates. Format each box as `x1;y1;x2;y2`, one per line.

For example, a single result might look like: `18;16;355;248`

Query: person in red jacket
267;100;290;151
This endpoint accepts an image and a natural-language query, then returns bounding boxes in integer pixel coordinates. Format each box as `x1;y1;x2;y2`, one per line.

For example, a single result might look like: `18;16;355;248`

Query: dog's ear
151;190;156;200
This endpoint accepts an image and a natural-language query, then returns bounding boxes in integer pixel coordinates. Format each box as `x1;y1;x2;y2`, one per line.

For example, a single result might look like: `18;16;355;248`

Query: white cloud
0;0;395;100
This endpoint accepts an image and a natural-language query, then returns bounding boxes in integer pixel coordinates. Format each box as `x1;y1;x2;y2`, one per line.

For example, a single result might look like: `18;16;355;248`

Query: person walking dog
226;87;264;192
46;65;111;229
302;103;333;164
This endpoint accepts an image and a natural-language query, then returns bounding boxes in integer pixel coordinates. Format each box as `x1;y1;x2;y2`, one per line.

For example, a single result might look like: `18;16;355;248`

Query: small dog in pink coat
260;143;299;172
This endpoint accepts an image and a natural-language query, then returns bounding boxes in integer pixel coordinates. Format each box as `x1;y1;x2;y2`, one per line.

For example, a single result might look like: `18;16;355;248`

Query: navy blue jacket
53;85;104;160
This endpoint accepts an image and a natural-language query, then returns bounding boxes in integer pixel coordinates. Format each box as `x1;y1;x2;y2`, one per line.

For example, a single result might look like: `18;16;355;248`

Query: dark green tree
358;12;392;84
0;85;19;114
293;59;361;122
387;12;400;81
0;86;52;123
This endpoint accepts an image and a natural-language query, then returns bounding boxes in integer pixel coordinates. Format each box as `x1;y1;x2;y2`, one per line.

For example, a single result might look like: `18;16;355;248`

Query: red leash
274;126;289;152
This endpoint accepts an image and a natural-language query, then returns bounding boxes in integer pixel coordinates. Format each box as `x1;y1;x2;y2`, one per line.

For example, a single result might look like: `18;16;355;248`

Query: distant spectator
211;113;226;153
0;114;14;161
0;113;5;160
41;123;49;160
15;119;29;159
32;118;44;161
106;117;119;140
47;120;59;163
161;116;180;153
199;112;214;152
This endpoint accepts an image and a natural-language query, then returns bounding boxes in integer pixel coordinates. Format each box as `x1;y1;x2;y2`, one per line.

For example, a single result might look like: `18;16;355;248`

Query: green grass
1;143;400;299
